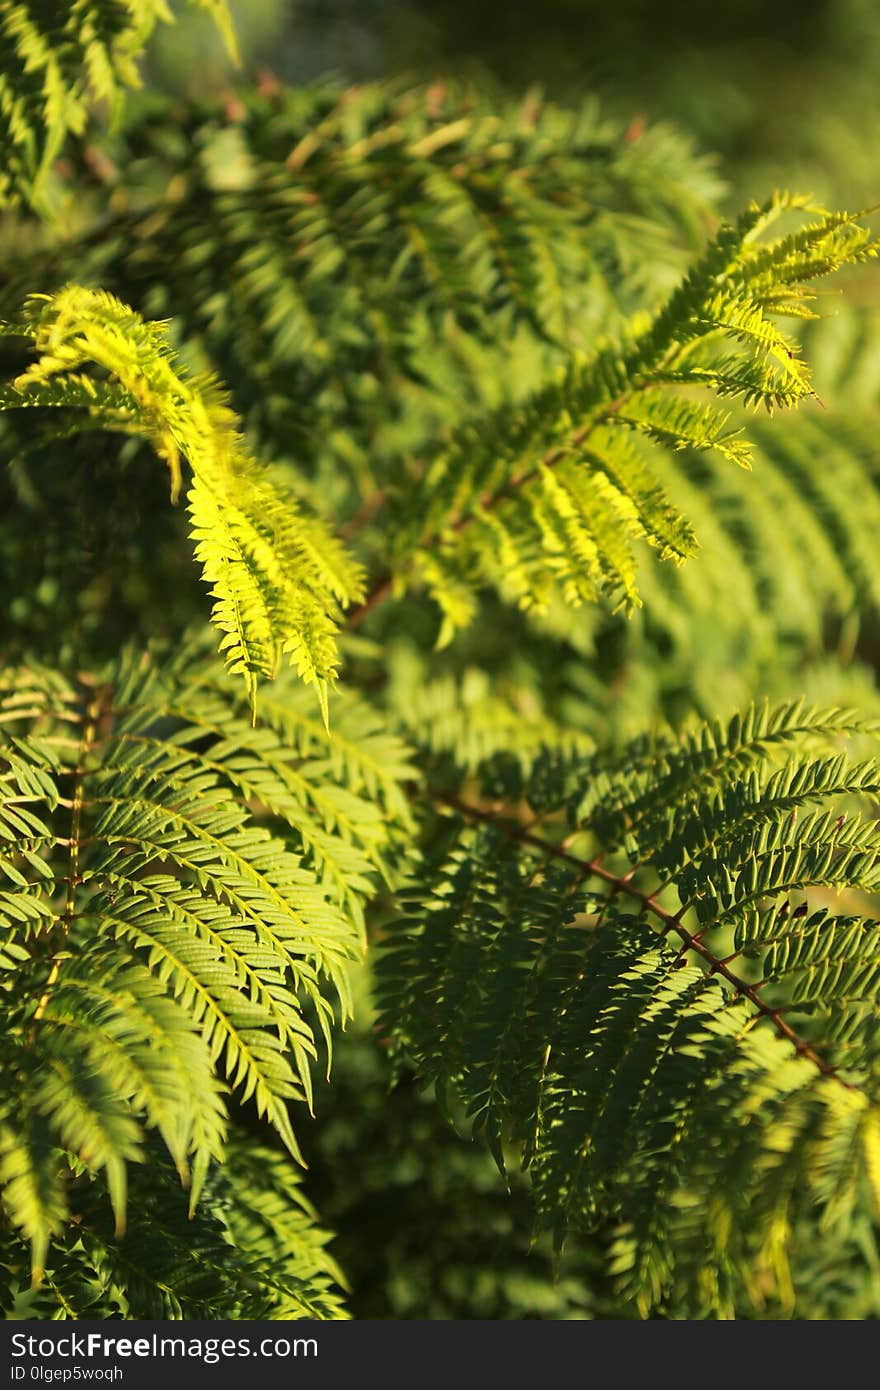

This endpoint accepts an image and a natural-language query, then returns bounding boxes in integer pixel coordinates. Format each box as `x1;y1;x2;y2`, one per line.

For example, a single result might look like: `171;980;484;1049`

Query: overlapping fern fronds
0;0;236;208
6;89;876;681
0;645;411;1283
5;17;880;1321
14;77;721;342
379;702;880;1315
1;1134;347;1319
382;195;877;643
0;80;721;506
0;287;365;713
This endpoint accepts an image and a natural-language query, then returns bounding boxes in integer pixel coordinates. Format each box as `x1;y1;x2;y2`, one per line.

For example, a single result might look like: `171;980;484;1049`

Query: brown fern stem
439;792;846;1084
347;574;393;629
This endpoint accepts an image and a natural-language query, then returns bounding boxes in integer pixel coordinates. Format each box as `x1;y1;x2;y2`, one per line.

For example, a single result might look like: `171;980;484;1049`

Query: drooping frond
0;644;393;1277
378;703;880;1315
299;1004;616;1320
0;287;365;711
0;0;236;208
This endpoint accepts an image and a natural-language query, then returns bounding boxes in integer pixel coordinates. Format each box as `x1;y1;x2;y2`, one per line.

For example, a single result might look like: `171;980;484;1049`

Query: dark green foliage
301;1004;609;1320
4;2;880;1321
379;704;880;1314
2;1132;346;1318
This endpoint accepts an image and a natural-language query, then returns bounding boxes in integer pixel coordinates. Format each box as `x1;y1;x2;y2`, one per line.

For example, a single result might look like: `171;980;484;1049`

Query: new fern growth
0;287;365;716
3;9;880;1319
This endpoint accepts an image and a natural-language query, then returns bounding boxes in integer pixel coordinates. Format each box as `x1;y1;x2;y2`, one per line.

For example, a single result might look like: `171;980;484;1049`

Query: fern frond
0;80;722;528
379;705;880;1314
113;641;416;927
0;286;365;710
381;196;876;639
0;646;372;1273
0;0;236;209
5;51;880;1322
0;1133;346;1318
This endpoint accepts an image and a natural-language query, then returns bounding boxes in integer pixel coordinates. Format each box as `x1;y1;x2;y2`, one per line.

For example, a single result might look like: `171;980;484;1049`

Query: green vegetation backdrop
2;0;880;1320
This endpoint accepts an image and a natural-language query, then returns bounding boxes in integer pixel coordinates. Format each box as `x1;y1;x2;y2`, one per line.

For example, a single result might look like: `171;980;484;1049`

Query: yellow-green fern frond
383;195;876;640
0;0;237;209
0;287;365;712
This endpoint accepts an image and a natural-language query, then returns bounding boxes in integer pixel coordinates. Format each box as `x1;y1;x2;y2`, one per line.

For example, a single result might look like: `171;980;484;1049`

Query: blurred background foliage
6;0;880;1318
150;0;880;206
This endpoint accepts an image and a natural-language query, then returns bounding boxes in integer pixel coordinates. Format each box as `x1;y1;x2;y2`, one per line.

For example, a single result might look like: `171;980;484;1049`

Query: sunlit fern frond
0;0;236;209
0;286;365;714
0;644;404;1277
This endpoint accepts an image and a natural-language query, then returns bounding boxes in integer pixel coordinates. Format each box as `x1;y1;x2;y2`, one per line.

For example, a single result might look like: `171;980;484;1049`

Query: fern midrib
345;333;733;627
30;680;104;1031
66;901;311;1134
597;710;874;848
96;887;309;1051
115;722;379;861
441;793;849;1086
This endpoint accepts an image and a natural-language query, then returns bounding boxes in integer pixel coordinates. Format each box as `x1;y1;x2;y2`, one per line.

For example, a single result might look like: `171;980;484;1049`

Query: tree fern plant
2;1;880;1320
